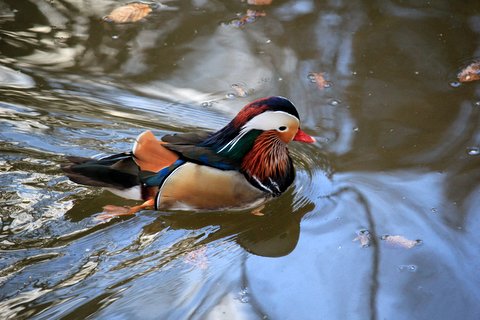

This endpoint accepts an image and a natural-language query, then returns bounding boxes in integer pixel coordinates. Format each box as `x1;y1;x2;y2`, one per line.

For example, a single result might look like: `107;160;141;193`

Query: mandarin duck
62;96;315;216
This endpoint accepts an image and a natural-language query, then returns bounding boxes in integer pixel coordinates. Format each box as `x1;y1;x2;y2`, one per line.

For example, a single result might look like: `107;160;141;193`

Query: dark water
1;0;480;319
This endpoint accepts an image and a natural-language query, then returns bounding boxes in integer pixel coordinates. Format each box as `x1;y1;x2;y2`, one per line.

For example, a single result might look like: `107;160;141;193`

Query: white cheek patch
243;111;299;132
219;111;299;153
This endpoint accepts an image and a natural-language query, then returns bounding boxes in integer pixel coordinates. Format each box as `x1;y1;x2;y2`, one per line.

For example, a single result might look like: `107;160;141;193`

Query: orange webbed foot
250;204;265;216
96;199;155;221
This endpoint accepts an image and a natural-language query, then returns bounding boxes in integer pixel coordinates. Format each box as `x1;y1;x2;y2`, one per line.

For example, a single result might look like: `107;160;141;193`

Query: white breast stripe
269;177;281;193
252;175;273;193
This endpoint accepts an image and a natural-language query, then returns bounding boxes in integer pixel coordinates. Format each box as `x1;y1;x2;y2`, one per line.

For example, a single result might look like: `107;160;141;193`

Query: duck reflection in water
65;187;315;258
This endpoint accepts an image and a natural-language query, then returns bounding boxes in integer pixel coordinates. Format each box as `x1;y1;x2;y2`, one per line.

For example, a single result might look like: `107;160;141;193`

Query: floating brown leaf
233;10;266;27
103;3;152;24
381;235;421;249
248;0;273;5
247;9;267;17
457;61;480;82
353;229;371;248
308;72;331;90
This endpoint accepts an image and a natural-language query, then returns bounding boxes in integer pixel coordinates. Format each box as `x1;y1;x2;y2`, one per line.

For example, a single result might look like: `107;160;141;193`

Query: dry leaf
457;61;480;82
308;72;331;90
233;10;266;27
381;235;421;249
246;9;266;17
248;0;273;5
103;3;152;24
353;229;371;248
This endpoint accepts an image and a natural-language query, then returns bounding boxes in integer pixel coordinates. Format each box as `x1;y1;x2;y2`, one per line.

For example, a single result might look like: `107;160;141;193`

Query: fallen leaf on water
457;61;480;82
380;235;421;249
232;10;266;28
308;72;331;90
247;0;273;5
103;3;153;23
353;229;371;248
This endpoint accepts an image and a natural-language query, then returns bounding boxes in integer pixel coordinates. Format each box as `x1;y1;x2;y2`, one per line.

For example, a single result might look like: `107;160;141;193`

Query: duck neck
241;131;295;196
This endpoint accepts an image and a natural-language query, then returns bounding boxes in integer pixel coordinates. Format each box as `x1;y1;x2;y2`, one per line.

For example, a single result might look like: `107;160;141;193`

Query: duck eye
278;126;287;131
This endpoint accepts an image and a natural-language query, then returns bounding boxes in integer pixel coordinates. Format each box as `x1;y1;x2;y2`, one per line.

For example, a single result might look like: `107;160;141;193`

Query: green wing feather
161;132;241;170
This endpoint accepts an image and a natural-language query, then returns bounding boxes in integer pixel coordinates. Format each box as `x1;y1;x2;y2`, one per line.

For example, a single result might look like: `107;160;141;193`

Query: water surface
1;1;480;319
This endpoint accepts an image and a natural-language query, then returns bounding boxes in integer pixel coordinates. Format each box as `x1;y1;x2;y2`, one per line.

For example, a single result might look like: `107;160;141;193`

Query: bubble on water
225;93;236;99
307;73;317;83
201;101;213;108
398;264;417;272
353;127;359;132
330;99;340;106
231;83;249;97
466;147;480;156
237;287;249;303
430;207;438;213
265;39;271;44
112;35;119;40
474;101;480;107
449;81;461;88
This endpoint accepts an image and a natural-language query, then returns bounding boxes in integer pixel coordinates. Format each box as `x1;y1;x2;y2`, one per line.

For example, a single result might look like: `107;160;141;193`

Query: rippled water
1;1;480;319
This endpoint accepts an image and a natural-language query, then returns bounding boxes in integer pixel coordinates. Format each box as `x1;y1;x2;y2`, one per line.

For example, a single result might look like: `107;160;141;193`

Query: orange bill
293;128;315;143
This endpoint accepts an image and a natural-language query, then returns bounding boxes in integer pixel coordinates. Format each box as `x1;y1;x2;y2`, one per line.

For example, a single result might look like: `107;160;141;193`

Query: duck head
202;96;314;153
201;96;315;195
